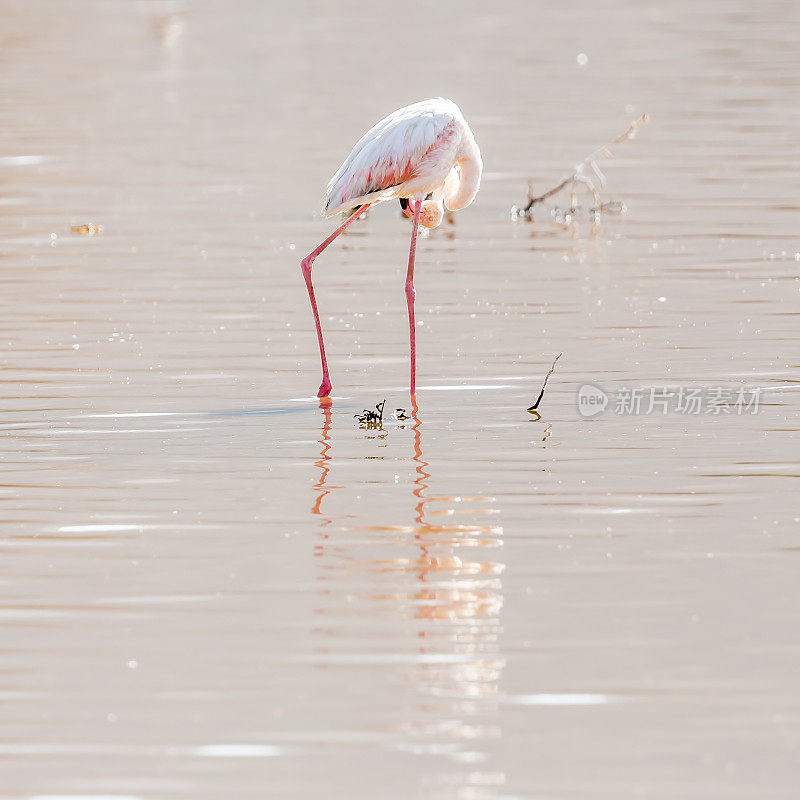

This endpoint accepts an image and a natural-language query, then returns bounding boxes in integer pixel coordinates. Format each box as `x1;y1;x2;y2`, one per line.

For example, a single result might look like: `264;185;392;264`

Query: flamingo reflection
309;398;505;701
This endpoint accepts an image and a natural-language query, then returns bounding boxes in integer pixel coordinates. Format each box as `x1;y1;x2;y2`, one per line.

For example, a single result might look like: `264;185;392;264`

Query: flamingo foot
317;377;332;398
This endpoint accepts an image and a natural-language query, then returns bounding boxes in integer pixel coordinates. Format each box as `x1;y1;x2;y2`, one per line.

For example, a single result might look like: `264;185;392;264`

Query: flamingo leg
405;199;422;396
301;204;370;397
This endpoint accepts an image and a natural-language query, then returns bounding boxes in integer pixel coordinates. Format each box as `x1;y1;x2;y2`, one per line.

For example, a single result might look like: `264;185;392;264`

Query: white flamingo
301;98;483;398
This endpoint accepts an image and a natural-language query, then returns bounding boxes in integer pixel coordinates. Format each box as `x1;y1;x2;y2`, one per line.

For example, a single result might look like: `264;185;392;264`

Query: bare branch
527;353;562;414
514;113;649;220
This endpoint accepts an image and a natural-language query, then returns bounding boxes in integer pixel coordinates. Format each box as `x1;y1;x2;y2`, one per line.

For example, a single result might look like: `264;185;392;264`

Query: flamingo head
419;197;445;229
400;168;460;230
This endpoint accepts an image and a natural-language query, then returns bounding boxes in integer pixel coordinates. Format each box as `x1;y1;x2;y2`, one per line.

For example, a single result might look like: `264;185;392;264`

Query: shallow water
1;1;799;798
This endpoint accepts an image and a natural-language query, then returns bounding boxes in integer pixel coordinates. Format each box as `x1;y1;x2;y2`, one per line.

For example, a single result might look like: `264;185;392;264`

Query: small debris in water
355;399;385;426
512;114;649;224
527;353;562;415
70;223;102;235
394;408;409;421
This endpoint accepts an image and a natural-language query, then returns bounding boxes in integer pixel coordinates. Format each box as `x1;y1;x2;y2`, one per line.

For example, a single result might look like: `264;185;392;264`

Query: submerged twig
355;399;385;426
512;114;649;221
70;223;101;236
527;354;562;415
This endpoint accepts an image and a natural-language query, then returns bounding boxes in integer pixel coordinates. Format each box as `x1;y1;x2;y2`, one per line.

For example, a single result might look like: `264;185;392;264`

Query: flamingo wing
322;99;462;217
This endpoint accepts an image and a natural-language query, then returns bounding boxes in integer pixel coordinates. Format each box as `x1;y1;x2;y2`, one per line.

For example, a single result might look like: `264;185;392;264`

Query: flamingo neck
445;130;482;211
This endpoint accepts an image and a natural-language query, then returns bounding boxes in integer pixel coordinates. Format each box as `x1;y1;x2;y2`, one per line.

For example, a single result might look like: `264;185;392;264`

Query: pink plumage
302;98;483;398
323;98;480;218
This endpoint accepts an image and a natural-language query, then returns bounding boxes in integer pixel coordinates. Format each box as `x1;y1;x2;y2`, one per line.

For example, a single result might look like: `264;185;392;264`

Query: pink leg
405;199;422;396
301;204;370;397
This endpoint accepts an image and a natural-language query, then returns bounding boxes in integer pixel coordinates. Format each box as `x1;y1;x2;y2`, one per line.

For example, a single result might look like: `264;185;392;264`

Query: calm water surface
1;1;799;798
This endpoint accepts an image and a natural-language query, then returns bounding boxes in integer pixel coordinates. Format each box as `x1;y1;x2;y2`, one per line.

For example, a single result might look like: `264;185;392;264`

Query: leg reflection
406;398;505;712
311;398;334;553
309;397;505;792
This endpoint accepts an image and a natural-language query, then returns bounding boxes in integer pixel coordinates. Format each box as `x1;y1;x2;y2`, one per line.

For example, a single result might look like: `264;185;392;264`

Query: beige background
0;1;798;798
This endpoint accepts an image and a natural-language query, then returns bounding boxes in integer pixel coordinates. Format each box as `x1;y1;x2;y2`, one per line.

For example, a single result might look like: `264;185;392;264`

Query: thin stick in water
528;354;562;413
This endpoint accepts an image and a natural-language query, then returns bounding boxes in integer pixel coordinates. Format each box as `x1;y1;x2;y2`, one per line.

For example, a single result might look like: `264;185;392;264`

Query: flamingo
301;98;483;398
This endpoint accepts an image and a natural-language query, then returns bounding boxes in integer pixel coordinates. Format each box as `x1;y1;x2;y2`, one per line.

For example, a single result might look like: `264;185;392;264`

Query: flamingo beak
399;198;414;219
